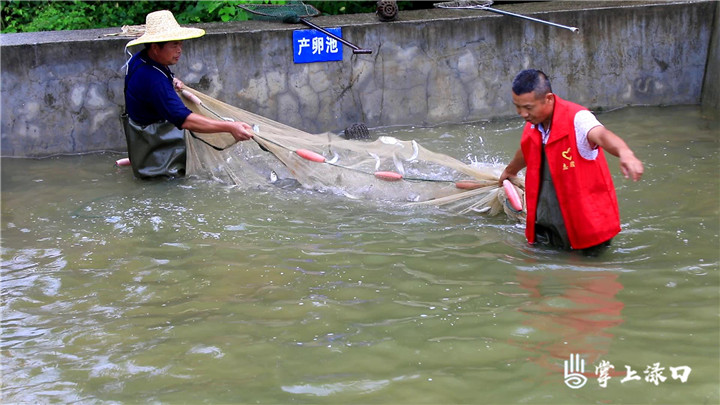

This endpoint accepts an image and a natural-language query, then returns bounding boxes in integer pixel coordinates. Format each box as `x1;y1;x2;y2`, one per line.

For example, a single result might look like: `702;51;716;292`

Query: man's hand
182;113;254;142
499;148;526;186
173;78;185;91
618;150;644;181
229;122;255;142
588;126;644;181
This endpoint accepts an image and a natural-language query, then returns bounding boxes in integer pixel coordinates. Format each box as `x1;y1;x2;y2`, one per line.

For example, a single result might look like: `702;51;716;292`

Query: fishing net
238;1;373;54
180;87;526;221
434;1;494;9
237;1;320;21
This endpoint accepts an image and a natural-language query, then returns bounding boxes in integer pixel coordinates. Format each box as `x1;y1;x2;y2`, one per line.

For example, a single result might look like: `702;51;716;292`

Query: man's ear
546;93;555;104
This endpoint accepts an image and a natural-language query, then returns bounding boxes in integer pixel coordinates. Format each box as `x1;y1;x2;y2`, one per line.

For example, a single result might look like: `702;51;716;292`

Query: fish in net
180;87;526;221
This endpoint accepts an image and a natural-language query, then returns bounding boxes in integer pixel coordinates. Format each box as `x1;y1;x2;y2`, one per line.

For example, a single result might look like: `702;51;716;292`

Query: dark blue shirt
124;49;192;128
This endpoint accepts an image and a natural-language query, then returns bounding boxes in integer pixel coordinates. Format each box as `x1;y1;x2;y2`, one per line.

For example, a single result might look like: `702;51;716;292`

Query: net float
455;180;487;190
181;89;203;106
374;171;403;181
295;149;326;163
115;157;131;167
503;179;523;211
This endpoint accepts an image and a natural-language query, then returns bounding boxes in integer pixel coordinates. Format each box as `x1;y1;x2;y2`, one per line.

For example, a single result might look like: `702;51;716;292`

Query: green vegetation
0;1;429;34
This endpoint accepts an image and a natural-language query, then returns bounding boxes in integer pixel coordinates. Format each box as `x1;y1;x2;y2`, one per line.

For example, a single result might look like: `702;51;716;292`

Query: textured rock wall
0;1;715;157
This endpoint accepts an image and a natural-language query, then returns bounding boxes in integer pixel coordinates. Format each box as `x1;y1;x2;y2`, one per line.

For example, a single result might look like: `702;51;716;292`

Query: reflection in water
510;269;626;380
282;374;421;396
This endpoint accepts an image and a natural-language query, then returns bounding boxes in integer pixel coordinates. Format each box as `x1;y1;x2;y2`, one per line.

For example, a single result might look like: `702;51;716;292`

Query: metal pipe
480;6;579;33
298;18;373;54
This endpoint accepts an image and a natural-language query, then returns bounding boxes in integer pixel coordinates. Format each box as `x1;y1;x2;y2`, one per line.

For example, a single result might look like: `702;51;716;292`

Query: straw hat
126;10;205;47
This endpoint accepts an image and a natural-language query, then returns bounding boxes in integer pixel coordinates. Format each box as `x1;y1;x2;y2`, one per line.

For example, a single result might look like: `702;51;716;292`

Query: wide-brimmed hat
126;10;205;48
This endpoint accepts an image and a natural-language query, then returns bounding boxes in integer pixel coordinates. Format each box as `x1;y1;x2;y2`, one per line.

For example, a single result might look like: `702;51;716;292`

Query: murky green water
2;105;718;404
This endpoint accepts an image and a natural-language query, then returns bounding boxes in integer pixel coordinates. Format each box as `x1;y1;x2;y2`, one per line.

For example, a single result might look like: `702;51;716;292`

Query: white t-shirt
537;110;603;160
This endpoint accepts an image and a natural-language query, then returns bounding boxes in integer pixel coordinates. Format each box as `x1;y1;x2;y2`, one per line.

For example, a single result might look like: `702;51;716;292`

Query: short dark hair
512;69;552;98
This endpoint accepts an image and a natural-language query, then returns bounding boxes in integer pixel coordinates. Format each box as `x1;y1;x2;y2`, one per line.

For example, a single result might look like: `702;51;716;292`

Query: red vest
521;96;620;250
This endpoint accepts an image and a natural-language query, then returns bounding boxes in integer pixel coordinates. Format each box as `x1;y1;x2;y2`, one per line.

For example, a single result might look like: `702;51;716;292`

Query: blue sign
293;28;343;64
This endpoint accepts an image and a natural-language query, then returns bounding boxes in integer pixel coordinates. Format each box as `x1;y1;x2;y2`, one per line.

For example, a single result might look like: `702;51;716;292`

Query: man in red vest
500;69;644;255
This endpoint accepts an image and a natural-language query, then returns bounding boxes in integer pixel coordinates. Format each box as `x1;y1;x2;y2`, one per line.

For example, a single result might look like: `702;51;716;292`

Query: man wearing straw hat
123;10;254;179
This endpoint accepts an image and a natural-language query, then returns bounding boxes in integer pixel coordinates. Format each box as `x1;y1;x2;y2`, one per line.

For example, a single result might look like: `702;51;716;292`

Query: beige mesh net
180;87;526;221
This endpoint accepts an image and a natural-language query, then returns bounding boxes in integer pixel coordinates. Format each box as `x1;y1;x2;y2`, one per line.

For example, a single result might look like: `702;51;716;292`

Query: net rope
434;1;495;9
180;87;526;222
237;1;320;20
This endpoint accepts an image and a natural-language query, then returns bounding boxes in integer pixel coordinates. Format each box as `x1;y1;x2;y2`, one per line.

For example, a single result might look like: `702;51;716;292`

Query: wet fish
368;152;381;171
405;140;419;162
392;153;405;176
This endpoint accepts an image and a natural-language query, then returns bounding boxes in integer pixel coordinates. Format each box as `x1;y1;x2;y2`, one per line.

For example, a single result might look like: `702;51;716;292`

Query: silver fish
368;152;381;171
379;136;401;145
405;140;419;162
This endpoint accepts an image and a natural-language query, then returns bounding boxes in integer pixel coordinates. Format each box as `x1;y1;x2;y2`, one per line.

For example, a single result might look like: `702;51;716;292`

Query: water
1;105;718;404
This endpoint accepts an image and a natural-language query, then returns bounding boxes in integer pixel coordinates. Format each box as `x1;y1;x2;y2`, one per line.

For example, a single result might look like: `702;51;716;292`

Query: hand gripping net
180;87;526;221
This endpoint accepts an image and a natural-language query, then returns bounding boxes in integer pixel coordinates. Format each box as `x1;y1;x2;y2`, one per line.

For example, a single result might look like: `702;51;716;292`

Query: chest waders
121;114;187;179
534;145;571;249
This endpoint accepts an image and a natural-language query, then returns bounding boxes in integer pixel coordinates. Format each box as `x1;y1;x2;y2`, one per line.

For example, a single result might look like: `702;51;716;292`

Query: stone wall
0;1;716;157
702;0;720;114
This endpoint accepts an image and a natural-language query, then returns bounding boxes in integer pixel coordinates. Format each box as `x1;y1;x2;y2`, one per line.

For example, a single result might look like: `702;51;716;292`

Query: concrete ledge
1;0;716;157
702;0;720;114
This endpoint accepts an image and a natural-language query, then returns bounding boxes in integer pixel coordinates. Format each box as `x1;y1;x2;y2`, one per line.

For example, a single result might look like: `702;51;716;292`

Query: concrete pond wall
1;0;717;157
